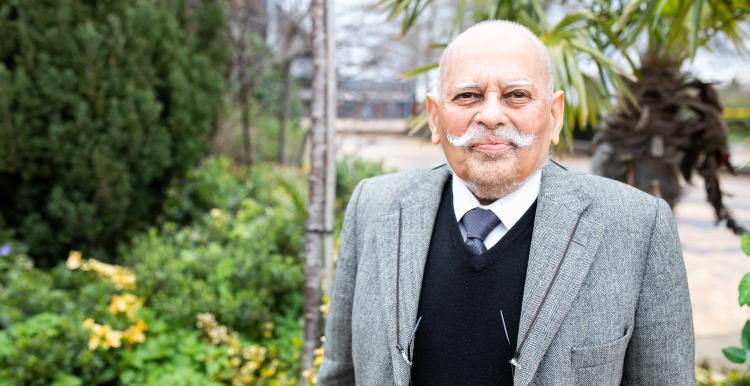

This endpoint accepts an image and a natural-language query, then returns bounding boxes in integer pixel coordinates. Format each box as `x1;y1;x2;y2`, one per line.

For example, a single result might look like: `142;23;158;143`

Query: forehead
441;34;547;90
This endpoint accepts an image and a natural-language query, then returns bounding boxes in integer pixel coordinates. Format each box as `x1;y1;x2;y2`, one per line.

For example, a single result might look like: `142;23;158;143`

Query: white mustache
446;124;536;148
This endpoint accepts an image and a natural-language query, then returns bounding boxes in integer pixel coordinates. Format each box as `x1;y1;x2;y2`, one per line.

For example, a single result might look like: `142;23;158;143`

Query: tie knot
462;207;500;241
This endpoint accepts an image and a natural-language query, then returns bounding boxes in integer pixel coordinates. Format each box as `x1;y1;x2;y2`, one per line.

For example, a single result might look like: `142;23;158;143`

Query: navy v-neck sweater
410;179;537;386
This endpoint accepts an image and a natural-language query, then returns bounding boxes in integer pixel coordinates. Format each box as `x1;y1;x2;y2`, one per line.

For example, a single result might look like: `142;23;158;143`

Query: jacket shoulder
564;169;664;229
359;167;432;197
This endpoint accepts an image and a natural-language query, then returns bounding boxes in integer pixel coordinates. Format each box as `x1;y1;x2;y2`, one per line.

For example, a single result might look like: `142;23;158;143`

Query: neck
463;164;545;205
476;196;496;206
464;178;523;204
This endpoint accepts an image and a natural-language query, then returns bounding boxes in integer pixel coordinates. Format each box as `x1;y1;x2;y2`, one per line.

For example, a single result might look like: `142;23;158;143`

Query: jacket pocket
570;326;632;385
571;326;632;369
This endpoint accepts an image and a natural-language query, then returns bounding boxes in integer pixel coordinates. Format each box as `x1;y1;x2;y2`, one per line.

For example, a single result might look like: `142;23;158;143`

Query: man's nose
474;93;509;128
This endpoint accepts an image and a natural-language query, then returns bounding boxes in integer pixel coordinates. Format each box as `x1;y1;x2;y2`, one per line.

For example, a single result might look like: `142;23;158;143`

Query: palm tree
380;0;636;143
377;0;749;233
590;0;749;234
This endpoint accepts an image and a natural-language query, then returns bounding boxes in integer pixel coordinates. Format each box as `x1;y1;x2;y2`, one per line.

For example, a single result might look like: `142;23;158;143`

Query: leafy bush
125;161;307;339
335;157;390;232
160;157;250;225
723;233;750;373
118;326;224;386
0;312;120;386
0;0;229;266
0;156;389;385
0;248;112;329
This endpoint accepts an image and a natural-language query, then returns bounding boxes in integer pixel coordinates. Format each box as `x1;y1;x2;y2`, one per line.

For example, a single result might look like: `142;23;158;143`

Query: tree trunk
240;82;253;167
322;0;337;299
302;0;327;379
279;59;292;164
297;128;309;167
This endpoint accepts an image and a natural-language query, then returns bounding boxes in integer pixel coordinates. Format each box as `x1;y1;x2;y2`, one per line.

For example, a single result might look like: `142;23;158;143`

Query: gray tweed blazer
318;160;694;386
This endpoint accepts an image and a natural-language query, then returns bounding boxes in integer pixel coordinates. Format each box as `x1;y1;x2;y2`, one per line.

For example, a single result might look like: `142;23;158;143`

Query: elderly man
318;20;694;386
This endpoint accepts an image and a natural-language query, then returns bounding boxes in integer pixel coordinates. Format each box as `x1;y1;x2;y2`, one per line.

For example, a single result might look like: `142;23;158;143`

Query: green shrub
0;246;112;329
335;157;390;232
0;0;229;266
118;327;224;386
723;233;750;378
161;157;250;225
0;156;389;385
125;162;308;339
0;313;120;386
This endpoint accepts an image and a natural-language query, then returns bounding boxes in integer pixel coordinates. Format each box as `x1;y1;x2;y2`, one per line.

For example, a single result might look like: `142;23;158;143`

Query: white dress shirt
452;169;541;250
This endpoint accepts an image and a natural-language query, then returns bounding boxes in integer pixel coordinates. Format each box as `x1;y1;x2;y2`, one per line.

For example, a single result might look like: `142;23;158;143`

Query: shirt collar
451;168;542;229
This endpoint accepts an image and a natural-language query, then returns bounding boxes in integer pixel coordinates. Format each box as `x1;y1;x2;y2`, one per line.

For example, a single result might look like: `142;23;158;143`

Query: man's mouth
471;140;515;153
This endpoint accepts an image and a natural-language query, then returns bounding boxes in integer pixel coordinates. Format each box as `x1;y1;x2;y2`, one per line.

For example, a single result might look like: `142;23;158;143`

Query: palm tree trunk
302;0;327;378
592;54;745;234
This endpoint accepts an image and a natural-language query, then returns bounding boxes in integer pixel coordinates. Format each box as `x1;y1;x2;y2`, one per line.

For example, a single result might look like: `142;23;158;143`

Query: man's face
426;31;564;201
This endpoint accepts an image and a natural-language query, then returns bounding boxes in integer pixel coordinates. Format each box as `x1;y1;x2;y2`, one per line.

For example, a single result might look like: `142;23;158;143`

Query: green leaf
689;0;704;58
407;112;429;135
741;232;750;256
51;374;83;386
613;0;647;33
455;0;466;32
723;346;747;364
739;272;750;306
742;320;750;351
550;11;595;35
569;39;636;81
400;62;438;79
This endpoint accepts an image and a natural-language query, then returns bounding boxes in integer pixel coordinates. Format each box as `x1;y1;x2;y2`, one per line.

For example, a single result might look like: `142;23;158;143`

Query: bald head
437;20;553;98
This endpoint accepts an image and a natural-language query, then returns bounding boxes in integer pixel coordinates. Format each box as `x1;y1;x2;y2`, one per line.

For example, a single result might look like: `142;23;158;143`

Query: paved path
338;132;750;369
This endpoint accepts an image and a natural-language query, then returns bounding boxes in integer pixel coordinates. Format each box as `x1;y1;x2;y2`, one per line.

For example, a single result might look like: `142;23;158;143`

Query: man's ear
425;93;441;145
549;90;565;145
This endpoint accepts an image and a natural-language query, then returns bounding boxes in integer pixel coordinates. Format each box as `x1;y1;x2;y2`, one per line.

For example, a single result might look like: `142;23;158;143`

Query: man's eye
454;92;479;101
507;90;531;99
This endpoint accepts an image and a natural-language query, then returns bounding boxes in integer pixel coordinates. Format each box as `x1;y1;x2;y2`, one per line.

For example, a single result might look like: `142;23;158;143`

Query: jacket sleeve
622;198;695;385
317;179;366;386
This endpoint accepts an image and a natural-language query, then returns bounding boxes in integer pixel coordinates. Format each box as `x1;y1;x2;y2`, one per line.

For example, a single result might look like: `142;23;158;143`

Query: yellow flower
76;258;137;289
263;321;274;339
122;320;147;344
260;366;276;378
87;323;122;350
238;374;255;385
88;334;101;351
196;312;217;329
244;360;260;372
108;293;142;319
110;268;136;289
313;347;324;366
66;251;82;270
104;329;122;349
82;318;95;330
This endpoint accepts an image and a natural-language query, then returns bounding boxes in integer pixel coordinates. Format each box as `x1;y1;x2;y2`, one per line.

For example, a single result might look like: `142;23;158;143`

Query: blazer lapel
377;165;451;386
513;161;604;386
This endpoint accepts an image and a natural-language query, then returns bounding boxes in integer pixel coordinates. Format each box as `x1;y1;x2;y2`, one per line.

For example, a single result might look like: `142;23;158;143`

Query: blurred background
0;0;748;385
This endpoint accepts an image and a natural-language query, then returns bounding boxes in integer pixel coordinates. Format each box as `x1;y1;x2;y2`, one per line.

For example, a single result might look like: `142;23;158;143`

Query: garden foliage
0;0;229;266
0;156;387;385
723;233;750;367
